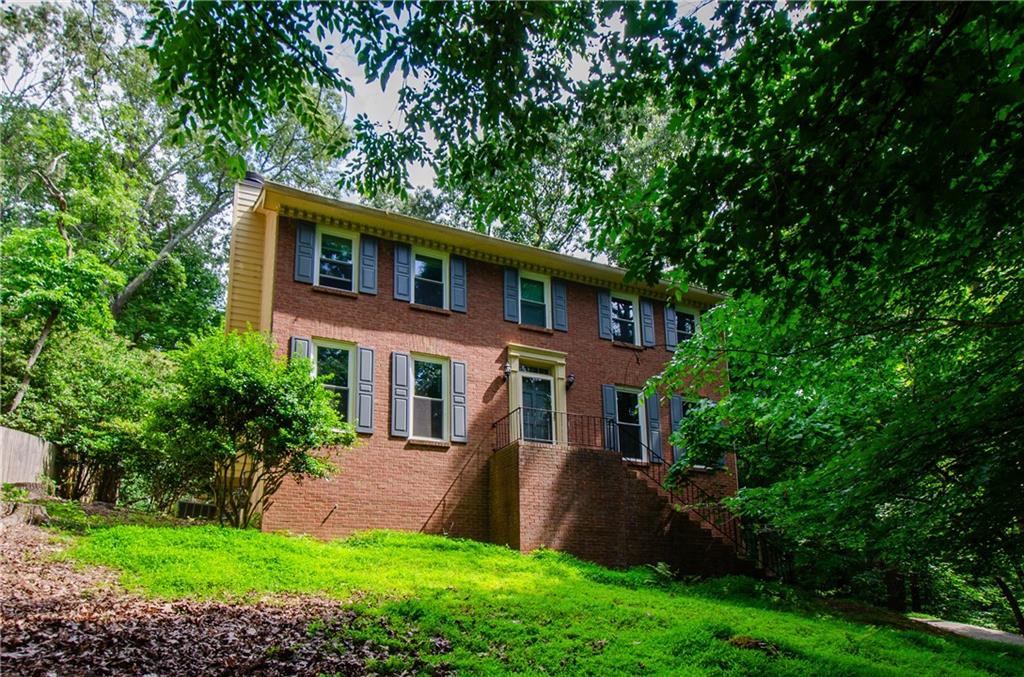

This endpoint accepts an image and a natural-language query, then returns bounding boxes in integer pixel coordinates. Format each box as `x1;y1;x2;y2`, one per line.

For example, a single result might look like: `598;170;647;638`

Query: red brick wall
488;445;520;549
263;216;737;548
494;443;750;574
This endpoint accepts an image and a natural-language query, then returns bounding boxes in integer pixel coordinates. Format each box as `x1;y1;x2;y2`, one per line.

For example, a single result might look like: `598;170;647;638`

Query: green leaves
144;2;677;196
149;331;356;527
0;227;121;331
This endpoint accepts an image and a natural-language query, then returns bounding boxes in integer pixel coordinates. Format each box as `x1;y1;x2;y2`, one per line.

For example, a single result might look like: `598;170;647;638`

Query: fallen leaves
0;524;451;676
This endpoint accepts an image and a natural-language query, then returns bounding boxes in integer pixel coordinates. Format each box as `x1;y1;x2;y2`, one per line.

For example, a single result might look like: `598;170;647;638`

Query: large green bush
149;331;355;527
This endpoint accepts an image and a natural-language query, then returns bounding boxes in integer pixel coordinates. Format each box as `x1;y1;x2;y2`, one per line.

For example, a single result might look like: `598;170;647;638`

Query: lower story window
412;358;445;439
316;343;351;420
615;389;644;460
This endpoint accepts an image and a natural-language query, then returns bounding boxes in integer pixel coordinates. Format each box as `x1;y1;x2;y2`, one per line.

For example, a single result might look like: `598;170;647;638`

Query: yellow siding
224;181;267;333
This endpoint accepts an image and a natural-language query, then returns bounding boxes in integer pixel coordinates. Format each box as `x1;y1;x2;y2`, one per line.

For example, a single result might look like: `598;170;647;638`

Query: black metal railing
629;454;791;579
630;457;743;549
492;407;612;451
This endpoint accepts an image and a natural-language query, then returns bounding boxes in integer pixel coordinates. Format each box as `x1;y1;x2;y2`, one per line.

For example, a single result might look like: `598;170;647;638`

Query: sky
329;1;720;191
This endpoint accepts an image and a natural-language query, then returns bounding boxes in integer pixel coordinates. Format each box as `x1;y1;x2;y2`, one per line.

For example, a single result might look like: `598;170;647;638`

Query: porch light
503;361;512;381
566;373;576;389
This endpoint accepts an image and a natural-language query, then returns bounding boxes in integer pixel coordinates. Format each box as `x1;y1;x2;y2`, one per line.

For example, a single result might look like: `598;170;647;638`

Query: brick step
627;468;736;540
620;463;761;578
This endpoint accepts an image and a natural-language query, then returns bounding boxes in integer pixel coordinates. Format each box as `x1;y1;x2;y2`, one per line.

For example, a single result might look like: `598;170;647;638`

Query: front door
521;369;554;443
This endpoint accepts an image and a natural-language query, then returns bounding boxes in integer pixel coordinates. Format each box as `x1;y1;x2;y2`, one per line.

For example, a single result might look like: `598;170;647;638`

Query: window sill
519;324;554;335
612;341;644;351
687;465;727;473
405;438;450;451
410;303;451;316
312;285;358;299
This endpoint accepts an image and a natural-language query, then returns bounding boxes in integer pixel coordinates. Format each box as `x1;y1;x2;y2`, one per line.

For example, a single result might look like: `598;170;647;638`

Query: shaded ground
918;620;1024;647
66;525;1024;676
0;524;451;676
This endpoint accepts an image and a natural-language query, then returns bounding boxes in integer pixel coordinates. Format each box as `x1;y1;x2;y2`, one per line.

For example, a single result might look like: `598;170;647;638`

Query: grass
65;525;1023;676
38;499;188;533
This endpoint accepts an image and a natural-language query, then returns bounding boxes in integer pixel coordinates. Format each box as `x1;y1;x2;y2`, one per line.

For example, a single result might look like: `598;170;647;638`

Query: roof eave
257;180;726;306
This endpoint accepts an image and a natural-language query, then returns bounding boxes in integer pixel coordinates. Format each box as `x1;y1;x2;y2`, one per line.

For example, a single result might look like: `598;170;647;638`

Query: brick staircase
617;460;763;577
490;410;787;578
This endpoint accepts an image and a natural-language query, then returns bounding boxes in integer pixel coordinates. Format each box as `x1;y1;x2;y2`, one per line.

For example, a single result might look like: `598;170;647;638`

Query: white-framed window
313;339;355;421
315;225;358;291
611;292;639;344
675;307;699;341
519;271;551;328
411;354;447;440
413;247;448;309
615;387;647;461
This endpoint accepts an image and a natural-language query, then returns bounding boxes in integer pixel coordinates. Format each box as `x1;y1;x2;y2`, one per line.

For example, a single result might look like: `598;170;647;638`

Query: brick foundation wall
491;442;750;574
488;445;520;549
262;216;738;554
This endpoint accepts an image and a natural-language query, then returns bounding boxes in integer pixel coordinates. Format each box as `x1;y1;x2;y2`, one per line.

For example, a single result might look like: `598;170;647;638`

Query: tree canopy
0;0;355;505
2;0;1021;629
144;0;1024;624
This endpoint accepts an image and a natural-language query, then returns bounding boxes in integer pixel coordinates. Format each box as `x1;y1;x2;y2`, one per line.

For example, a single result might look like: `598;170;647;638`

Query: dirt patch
727;635;785;658
0;524;451;676
822;598;951;636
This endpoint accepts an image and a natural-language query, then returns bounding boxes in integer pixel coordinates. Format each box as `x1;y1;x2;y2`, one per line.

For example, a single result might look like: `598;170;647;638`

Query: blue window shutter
670;395;686;462
601;384;618;452
640;298;656;347
597;289;613;340
646;393;663;464
359;235;378;294
503;268;519;322
294;222;315;284
390;352;411;437
355;347;375;433
552;279;568;332
450;255;468;313
289;336;312;361
451;360;468;443
393;243;412;301
664;304;678;351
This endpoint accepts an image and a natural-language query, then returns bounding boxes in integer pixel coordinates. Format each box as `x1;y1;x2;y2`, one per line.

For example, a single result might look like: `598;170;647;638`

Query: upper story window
611;293;638;344
314;341;353;420
413;249;447;308
316;227;357;291
519;272;550;328
676;308;698;341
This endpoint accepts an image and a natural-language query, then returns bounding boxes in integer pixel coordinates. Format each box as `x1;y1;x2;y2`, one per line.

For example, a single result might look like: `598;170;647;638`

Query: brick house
226;174;765;576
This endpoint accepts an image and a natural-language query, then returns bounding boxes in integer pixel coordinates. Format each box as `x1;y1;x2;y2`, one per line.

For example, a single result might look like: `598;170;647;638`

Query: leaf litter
0;523;452;676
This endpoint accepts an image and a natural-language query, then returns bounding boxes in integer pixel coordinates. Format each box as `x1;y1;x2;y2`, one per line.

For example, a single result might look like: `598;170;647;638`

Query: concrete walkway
919;619;1024;646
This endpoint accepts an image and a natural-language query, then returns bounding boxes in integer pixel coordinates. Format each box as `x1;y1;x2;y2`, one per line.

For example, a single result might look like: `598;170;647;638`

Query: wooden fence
0;426;54;485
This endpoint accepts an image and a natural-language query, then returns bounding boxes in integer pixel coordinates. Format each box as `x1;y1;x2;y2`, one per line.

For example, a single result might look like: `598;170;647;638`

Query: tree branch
110;190;229;317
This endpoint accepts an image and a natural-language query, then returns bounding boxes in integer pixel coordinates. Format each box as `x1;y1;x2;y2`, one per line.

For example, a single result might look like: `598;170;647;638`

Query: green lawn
66;525;1023;676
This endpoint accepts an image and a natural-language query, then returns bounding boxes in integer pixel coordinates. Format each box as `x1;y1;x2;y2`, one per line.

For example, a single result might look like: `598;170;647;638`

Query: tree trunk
110;195;227;318
93;466;121;504
910;572;923;613
10;160;73;415
884;568;907;613
6;308;60;414
53;446;73;500
994;576;1024;636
